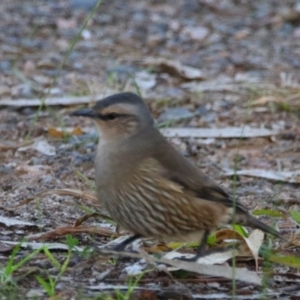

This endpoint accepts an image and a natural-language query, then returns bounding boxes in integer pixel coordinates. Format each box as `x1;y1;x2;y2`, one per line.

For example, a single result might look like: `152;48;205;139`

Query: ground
0;0;300;299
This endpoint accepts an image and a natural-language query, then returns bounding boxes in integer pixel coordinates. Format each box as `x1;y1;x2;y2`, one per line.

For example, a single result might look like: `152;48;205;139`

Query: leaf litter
0;216;36;227
1;0;300;298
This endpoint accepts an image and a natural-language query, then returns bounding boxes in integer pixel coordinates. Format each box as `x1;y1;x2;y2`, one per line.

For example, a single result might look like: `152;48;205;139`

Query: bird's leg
178;230;237;262
110;234;142;252
177;230;210;262
194;230;210;258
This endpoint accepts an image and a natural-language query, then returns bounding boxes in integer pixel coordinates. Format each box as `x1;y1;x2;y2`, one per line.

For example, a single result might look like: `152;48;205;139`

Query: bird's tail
235;212;284;241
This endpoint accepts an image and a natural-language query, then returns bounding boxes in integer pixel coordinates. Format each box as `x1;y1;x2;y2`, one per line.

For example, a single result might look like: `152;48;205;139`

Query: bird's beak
70;108;97;118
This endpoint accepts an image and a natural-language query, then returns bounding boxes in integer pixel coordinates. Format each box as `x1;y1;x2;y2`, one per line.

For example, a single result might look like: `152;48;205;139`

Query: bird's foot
174;250;212;262
175;245;237;262
107;234;142;253
175;255;198;262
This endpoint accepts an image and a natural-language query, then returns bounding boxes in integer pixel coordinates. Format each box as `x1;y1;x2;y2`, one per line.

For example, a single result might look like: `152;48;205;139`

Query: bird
71;92;283;261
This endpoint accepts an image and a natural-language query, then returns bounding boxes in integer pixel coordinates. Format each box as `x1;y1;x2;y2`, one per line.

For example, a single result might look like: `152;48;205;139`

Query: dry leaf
0;91;116;107
224;169;300;183
161;127;279;138
123;261;146;275
17;139;56;156
163;249;237;265
98;248;262;285
14;189;99;208
0;240;84;252
143;57;205;80
0;216;36;227
16;165;50;179
0;140;33;150
215;229;264;270
134;71;156;91
48;127;84;138
48;127;66;138
215;229;245;243
32;226;113;240
250;96;280;106
242;230;265;271
74;212;113;227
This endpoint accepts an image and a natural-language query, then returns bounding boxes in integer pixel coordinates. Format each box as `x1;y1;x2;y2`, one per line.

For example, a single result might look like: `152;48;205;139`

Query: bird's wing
142;156;282;239
150;140;248;211
168;173;248;211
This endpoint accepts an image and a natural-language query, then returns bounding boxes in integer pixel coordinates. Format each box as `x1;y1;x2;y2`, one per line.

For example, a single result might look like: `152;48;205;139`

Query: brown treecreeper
71;92;282;261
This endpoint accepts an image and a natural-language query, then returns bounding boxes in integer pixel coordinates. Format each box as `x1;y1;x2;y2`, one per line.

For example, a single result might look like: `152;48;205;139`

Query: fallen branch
98;248;262;285
224;168;300;183
161;127;279;138
0;92;115;107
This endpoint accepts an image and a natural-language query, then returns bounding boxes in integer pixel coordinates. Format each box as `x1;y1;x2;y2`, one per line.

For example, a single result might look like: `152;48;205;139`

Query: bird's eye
106;113;118;120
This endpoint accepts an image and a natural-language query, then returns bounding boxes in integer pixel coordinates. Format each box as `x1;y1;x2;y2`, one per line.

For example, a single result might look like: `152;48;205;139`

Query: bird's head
71;92;154;141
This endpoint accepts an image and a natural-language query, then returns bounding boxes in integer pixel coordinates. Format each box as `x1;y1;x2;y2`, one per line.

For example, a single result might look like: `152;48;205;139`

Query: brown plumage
71;92;282;261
